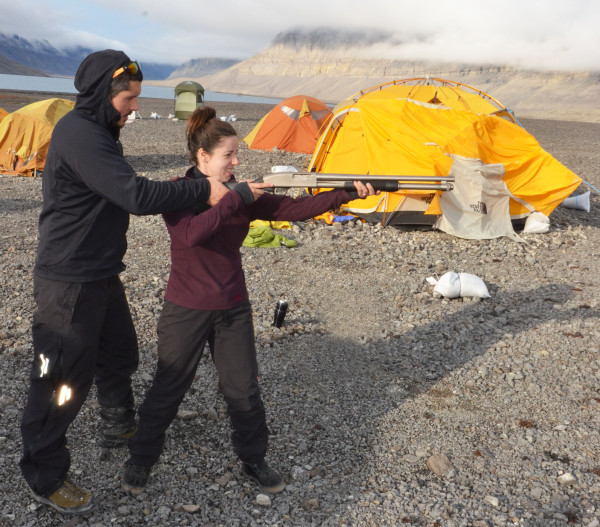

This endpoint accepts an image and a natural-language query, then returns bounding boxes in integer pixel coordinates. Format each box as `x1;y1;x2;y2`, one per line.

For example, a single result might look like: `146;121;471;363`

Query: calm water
0;73;282;105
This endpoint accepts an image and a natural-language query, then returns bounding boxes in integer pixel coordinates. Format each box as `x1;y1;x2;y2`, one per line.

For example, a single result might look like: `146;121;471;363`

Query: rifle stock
255;172;454;192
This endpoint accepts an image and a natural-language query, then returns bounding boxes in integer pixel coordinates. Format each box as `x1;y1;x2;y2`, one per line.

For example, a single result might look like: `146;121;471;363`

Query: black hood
74;49;131;133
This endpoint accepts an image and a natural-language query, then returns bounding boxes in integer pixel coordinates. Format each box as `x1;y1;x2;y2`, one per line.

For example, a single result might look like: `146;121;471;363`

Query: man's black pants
20;275;139;497
128;300;268;467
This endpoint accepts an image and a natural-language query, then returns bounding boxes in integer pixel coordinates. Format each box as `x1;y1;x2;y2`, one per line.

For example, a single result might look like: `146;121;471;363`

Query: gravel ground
0;95;599;527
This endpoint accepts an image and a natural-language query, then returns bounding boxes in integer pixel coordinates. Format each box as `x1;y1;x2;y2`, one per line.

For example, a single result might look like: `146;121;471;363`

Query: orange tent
243;95;332;154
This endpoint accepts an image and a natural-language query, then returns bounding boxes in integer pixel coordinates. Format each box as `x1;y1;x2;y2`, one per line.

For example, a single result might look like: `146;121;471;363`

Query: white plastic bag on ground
459;273;491;298
428;272;461;298
427;271;491;299
562;191;590;212
522;212;550;234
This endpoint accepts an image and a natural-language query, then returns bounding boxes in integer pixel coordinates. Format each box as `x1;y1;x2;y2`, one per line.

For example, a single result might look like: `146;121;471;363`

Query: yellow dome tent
0;98;74;176
307;78;581;234
0;107;8;123
244;95;332;154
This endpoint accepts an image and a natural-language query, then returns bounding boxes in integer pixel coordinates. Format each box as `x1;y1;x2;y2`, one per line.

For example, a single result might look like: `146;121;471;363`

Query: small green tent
174;81;204;119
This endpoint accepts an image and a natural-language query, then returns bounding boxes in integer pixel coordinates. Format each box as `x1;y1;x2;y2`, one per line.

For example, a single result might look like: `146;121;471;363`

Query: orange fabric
243;95;332;154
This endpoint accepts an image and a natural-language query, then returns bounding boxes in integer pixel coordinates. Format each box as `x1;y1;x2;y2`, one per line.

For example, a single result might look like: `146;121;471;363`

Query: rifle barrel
314;174;454;183
321;181;453;191
259;172;454;192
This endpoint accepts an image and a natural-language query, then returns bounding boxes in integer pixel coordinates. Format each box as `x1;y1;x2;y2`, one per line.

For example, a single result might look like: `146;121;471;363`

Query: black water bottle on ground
273;300;288;328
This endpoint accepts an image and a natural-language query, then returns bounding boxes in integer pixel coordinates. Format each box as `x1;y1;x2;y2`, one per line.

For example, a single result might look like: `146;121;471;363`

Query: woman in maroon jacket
123;106;376;495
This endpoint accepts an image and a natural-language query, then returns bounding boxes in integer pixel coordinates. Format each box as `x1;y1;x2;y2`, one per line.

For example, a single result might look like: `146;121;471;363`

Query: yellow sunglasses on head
112;61;140;79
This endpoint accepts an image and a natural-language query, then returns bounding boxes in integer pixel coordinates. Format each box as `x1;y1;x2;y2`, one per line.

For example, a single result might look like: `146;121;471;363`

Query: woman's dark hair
109;67;143;99
186;107;237;165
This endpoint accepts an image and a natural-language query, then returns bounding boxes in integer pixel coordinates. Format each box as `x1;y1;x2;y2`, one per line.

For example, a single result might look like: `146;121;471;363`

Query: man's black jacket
35;49;210;282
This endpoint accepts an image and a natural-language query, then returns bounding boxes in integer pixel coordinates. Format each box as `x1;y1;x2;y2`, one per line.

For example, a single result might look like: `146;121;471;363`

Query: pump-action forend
255;172;454;192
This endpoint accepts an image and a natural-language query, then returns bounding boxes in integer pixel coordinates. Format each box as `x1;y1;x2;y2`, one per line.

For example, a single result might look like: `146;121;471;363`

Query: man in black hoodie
19;49;228;514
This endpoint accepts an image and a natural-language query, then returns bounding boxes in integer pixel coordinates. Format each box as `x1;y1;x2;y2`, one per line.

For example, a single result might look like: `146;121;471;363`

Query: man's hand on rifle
207;178;229;207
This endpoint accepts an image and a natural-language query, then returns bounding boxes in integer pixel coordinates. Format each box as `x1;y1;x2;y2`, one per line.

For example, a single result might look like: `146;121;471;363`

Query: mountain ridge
152;29;600;123
0;54;48;76
167;58;241;80
0;33;178;80
2;29;599;122
197;44;600;122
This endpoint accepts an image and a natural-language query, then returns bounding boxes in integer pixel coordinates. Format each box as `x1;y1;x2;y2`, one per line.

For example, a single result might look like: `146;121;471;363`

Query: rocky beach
0;93;599;526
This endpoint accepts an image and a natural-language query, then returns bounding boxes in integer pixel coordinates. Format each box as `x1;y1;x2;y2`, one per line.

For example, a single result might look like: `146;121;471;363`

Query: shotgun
254;172;454;192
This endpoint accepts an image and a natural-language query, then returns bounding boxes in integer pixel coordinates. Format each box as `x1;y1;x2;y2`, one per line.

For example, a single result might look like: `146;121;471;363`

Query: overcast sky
2;0;599;70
